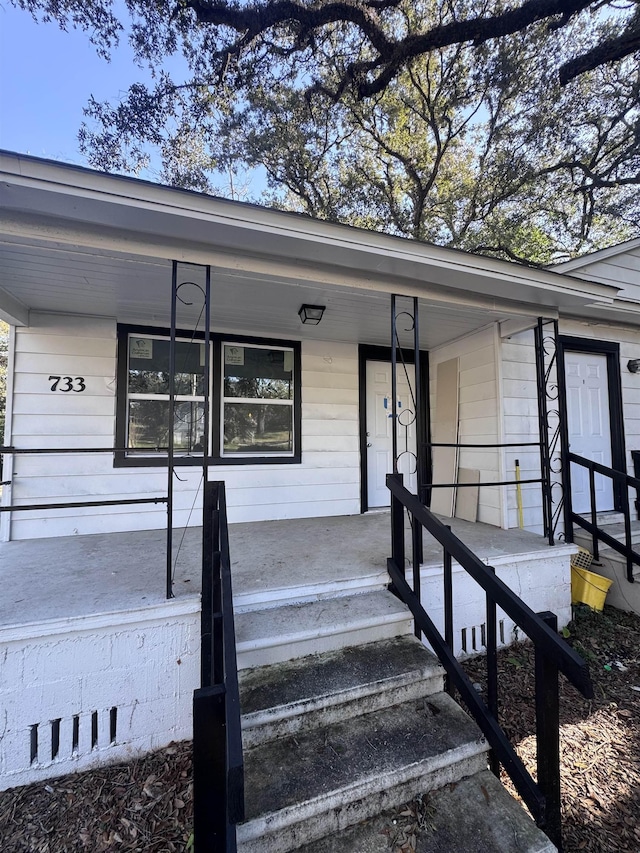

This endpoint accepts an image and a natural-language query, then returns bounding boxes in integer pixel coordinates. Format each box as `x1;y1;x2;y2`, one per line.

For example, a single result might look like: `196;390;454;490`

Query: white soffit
0;151;619;323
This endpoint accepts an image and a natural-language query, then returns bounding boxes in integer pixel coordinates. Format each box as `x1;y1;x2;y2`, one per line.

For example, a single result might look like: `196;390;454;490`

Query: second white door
565;351;614;514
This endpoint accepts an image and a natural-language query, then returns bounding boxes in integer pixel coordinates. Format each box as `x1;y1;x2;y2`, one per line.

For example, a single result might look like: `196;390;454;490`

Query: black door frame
358;344;430;513
557;336;626;513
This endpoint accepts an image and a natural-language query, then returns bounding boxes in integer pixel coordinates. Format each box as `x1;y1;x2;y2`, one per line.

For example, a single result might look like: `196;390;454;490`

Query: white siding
5;314;361;540
429;325;502;526
500;329;543;532
565;247;640;302
500;318;640;532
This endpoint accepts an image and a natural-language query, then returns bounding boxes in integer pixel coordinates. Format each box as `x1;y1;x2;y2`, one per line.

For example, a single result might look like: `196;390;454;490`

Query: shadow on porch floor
0;513;555;629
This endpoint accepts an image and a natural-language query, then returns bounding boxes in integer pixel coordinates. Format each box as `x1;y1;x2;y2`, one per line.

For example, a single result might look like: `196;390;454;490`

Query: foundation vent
29;708;118;766
460;619;506;654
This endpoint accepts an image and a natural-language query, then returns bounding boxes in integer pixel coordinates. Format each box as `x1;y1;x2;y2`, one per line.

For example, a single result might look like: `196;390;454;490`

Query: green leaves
14;0;640;260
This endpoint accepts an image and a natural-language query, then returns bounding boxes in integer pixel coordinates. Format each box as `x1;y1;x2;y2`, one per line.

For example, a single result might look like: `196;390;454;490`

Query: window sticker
130;338;153;359
283;351;293;373
225;345;245;366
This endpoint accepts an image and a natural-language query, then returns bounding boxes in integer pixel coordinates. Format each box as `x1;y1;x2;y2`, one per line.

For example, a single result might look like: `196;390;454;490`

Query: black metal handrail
0;444;173;596
568;452;640;583
387;472;592;851
193;481;244;853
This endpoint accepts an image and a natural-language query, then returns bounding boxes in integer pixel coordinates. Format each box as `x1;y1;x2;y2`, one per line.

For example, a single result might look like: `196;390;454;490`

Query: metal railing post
486;566;499;776
443;527;454;696
622;475;633;582
389;473;405;582
411;518;422;639
588;466;599;561
535;611;562;851
193;686;232;852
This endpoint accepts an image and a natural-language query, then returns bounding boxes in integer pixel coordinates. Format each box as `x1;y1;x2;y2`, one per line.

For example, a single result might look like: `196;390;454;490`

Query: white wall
500;328;544;533
5;313;361;540
429;325;503;526
0;599;200;791
564;246;640;303
500;318;640;532
420;544;574;657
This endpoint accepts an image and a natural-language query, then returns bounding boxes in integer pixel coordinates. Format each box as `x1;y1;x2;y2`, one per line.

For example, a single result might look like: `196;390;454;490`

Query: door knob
367;442;373;447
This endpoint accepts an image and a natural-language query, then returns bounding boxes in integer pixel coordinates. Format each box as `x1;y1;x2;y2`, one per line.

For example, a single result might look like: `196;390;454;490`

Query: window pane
224;403;293;454
128;400;206;452
224;346;293;399
129;338;205;396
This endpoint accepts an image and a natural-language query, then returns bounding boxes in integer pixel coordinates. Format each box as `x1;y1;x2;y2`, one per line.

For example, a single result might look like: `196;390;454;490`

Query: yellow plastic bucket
571;566;613;612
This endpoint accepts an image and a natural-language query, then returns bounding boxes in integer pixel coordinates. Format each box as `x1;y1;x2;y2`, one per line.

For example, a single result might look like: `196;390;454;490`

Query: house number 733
49;376;86;392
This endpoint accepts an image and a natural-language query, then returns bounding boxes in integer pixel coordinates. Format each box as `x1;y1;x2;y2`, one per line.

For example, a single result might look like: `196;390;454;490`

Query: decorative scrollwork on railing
390;295;421;492
535;318;566;545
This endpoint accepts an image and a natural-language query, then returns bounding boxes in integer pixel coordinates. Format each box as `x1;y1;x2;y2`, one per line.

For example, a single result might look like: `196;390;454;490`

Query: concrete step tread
295;770;555;853
238;691;488;845
239;635;445;747
235;589;410;652
574;521;640;547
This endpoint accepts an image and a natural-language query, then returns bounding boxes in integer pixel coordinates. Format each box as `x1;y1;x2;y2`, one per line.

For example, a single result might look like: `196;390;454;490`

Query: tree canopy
12;0;640;262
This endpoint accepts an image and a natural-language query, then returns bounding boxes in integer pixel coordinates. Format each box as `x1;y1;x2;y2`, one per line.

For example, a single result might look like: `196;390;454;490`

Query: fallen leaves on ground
0;743;193;853
462;604;640;853
1;605;639;852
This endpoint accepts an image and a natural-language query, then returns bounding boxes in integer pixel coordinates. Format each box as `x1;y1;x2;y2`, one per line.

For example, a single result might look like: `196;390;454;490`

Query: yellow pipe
515;458;524;529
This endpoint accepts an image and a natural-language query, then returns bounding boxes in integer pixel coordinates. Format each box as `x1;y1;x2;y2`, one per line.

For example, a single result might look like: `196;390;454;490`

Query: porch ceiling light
298;304;325;325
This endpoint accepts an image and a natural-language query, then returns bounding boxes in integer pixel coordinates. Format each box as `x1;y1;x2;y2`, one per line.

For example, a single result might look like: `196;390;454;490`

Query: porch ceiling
0;235;526;348
0;151;620;344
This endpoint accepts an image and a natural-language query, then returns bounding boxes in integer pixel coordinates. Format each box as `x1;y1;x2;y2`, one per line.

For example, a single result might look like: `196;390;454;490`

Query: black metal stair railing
387;472;593;852
568;452;640;583
193;481;244;852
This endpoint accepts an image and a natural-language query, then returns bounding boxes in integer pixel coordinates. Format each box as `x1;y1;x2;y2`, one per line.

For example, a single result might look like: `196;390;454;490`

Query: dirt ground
1;603;639;853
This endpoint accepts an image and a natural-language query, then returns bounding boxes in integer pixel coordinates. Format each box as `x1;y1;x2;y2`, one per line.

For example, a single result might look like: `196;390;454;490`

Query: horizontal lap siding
501;320;640;533
569;250;640;300
6;316;361;539
430;327;502;526
500;330;542;532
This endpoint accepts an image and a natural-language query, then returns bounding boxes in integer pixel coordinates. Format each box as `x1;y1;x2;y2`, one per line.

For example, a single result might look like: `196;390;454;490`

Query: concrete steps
235;589;412;670
296;769;556;853
239;634;445;749
235;627;556;853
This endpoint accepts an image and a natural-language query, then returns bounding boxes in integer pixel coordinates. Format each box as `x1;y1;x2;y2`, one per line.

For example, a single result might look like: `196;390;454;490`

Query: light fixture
628;359;640;374
298;304;325;325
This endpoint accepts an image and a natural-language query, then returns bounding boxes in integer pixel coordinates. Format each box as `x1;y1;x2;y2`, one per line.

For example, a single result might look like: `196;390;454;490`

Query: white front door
565;351;614;513
365;360;417;508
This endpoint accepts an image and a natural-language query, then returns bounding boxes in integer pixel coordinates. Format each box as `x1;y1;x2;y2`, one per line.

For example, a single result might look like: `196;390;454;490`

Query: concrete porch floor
0;512;556;629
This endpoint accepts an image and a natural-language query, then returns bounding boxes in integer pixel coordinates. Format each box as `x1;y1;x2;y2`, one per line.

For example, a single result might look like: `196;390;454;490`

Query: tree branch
179;0;623;98
559;17;640;84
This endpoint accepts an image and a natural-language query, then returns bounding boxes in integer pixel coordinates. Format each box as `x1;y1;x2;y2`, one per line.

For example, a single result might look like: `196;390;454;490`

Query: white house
0;151;638;794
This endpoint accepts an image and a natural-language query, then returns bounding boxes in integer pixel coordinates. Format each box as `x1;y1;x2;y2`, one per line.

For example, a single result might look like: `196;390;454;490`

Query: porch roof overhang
0;151;620;347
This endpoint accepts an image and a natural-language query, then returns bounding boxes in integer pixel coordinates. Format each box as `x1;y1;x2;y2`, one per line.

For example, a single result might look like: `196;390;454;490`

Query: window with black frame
126;335;206;454
221;343;295;456
115;327;300;466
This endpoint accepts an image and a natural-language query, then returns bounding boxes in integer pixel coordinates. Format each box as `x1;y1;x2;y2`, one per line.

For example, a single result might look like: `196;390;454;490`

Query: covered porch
0;151;620;545
0;511;570;630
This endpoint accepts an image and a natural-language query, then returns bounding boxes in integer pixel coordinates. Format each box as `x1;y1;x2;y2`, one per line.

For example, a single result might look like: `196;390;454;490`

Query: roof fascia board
553;237;640;272
0;151;618;305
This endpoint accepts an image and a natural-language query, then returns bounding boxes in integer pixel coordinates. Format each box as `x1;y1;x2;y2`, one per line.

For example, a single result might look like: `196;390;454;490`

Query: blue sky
0;4;151;166
0;4;265;194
